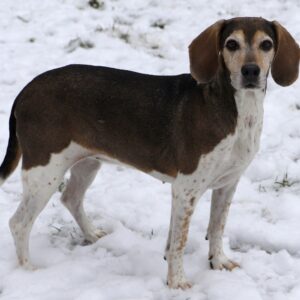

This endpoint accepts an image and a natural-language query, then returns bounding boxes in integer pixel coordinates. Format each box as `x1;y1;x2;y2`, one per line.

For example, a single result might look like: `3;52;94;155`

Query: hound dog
0;17;299;289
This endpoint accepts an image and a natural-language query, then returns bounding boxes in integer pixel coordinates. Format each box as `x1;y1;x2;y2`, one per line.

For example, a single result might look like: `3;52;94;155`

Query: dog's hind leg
60;157;105;243
9;142;90;268
9;161;71;269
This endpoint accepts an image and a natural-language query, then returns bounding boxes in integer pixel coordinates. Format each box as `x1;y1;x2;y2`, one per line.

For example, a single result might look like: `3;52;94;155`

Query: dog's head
189;17;299;89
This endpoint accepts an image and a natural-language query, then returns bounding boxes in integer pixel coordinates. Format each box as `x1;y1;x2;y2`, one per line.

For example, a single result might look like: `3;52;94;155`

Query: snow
0;0;300;299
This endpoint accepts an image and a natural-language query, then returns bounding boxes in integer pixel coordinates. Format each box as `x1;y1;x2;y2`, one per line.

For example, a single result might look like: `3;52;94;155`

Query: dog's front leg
207;180;240;270
166;182;199;289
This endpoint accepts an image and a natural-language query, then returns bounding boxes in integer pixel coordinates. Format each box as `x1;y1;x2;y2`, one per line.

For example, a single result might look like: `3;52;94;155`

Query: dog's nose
241;64;260;80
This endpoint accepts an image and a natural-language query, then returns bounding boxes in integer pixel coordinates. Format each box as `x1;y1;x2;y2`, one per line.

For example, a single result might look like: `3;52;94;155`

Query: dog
0;17;299;289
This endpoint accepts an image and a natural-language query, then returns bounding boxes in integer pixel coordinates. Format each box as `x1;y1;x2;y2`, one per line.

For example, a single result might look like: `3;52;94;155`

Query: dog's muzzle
241;64;260;88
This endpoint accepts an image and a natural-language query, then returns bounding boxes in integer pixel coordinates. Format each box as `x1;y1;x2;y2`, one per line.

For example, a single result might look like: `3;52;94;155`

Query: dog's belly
93;153;175;183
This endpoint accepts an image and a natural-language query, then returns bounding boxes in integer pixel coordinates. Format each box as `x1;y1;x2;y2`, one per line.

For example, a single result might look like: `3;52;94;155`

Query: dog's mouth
242;79;264;89
244;83;258;89
231;77;263;91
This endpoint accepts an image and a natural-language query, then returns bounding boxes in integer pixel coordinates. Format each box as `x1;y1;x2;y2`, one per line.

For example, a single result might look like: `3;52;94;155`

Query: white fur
9;142;92;268
61;157;106;243
148;171;174;183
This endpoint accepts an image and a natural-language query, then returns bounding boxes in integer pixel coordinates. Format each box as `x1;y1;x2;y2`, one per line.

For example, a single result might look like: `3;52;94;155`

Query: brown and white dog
0;17;299;289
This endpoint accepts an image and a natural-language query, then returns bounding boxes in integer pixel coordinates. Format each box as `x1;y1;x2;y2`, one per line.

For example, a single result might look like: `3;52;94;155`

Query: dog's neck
233;88;265;146
211;64;266;125
234;89;265;116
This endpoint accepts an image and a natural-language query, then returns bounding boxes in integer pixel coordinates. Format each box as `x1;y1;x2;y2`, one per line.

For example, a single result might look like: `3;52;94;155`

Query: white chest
230;89;264;164
176;89;265;190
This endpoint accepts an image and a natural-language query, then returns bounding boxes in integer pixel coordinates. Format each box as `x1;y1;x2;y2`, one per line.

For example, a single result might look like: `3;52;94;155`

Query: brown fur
189;20;225;84
0;101;21;179
271;21;299;86
14;64;237;175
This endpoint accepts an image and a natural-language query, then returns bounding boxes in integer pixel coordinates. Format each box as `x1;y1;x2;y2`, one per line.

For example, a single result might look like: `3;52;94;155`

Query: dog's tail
0;101;21;186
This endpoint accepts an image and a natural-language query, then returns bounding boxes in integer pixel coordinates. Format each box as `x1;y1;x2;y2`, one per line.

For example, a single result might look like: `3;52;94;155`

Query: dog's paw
21;261;38;271
209;254;240;271
167;278;192;290
84;228;107;244
167;273;192;290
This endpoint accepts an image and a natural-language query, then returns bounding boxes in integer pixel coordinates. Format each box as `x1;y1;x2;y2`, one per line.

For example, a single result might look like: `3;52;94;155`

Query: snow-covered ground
0;0;300;299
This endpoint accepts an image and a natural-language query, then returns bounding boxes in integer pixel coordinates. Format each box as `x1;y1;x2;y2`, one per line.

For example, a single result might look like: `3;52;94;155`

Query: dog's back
13;65;191;174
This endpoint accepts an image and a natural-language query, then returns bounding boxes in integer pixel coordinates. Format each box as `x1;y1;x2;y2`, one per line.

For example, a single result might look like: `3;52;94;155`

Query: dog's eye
260;40;273;51
225;40;240;51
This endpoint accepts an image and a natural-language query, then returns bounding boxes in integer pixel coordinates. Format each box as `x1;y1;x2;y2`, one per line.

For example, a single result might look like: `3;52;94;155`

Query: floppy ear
271;21;299;86
189;20;225;84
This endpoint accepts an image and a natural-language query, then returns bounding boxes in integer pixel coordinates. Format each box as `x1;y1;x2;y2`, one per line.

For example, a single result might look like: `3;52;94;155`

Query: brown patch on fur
177;208;193;251
176;227;188;252
189;20;225;84
14;64;237;174
190;197;195;206
271;21;299;86
222;30;246;75
220;17;276;47
0;101;22;180
252;30;276;76
221;223;225;232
